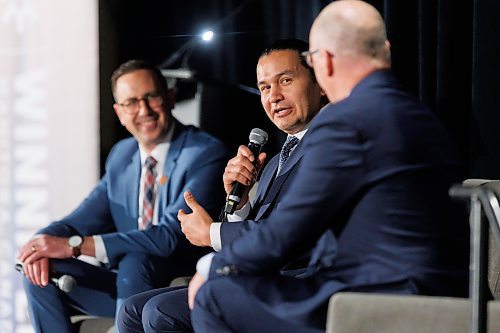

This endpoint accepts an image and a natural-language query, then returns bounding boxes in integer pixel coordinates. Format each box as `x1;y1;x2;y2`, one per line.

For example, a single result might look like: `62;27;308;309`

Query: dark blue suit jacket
39;120;228;266
219;137;336;276
209;71;469;329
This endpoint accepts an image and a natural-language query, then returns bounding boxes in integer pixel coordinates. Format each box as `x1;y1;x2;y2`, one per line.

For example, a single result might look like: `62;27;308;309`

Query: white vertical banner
0;1;98;332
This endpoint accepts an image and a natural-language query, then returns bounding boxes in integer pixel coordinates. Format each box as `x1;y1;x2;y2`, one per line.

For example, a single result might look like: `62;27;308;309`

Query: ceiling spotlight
201;30;214;42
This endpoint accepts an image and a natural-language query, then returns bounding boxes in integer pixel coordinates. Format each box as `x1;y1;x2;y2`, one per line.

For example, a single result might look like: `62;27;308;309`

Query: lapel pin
159;175;167;185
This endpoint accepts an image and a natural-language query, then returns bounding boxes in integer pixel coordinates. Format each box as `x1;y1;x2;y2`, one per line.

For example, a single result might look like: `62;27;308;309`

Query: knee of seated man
143;296;183;331
22;276;61;306
117;253;156;274
116;253;158;289
193;278;226;313
194;275;256;313
116;296;142;330
117;293;142;321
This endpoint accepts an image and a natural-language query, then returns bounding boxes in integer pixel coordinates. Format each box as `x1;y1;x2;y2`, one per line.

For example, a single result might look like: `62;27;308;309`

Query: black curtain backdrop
99;0;500;179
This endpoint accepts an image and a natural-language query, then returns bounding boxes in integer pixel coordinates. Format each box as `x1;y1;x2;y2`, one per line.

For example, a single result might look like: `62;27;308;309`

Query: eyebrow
257;70;297;87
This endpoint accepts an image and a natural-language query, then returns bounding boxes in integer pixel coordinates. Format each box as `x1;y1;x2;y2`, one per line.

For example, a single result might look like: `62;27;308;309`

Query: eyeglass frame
301;49;334;68
115;92;165;115
301;49;319;68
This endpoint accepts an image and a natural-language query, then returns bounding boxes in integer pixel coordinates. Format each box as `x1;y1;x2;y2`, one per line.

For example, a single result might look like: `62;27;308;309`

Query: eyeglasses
116;92;164;115
301;49;319;68
301;49;334;68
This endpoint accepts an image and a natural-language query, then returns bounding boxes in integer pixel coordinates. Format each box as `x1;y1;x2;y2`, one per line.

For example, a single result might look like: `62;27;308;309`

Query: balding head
312;0;390;64
308;1;391;102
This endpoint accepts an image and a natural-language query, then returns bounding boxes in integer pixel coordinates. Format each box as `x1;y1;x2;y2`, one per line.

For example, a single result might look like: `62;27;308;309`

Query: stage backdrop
0;0;98;332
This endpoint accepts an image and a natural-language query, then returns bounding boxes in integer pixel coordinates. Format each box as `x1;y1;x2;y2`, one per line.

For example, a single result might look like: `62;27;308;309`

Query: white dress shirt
202;128;308;276
93;123;175;264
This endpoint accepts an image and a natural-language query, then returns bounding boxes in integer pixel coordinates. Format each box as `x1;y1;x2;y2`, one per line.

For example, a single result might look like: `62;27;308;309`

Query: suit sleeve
102;141;228;265
219;156;277;247
210;112;366;277
219;220;259;247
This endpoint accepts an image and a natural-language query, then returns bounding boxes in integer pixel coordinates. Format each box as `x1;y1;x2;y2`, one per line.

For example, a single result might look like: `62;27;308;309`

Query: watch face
69;236;82;247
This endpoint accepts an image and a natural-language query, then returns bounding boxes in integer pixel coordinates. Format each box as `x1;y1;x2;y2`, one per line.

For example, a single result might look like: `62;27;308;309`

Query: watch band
72;245;81;258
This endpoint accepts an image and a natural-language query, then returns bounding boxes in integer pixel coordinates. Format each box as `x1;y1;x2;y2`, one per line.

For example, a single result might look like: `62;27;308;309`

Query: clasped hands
17;235;74;287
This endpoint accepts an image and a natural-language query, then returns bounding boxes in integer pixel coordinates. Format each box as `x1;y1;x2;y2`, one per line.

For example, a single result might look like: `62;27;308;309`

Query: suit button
215;265;237;275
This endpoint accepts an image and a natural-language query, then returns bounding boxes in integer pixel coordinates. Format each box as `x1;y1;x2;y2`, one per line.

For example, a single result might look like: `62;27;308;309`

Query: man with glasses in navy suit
17;59;227;332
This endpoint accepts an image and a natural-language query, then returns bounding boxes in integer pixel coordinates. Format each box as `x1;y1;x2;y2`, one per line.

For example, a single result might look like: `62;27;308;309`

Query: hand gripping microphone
224;128;268;215
15;263;77;293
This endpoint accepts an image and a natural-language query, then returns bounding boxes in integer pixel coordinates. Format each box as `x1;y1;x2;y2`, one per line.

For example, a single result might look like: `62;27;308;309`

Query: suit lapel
125;149;141;227
252;157;279;205
252;139;306;221
158;120;187;211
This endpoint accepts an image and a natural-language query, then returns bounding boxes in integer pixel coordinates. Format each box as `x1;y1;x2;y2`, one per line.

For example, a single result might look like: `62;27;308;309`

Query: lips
137;116;158;130
273;107;292;117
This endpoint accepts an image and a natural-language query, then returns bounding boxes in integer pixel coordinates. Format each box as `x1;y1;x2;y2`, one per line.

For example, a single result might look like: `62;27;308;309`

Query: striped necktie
140;156;157;230
278;136;299;175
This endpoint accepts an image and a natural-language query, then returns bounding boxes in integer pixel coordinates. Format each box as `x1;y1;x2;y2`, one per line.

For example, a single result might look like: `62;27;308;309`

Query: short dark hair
259;38;316;81
110;59;168;98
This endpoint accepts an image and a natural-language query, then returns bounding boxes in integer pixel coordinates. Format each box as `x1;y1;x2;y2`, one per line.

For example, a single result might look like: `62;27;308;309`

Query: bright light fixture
201;30;214;42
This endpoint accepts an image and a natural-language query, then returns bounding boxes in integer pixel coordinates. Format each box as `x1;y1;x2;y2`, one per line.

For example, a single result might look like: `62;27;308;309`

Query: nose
268;86;284;104
137;98;153;114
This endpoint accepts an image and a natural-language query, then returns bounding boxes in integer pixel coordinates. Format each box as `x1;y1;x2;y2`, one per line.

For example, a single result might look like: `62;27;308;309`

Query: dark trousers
23;253;192;333
118;286;191;333
119;275;325;333
191;275;325;333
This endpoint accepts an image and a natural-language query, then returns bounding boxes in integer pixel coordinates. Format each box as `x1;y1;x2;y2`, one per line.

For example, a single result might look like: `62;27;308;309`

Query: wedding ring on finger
31;245;36;253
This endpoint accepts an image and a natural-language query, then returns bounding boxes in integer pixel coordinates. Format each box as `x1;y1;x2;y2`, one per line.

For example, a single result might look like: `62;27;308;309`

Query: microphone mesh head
249;128;268;145
58;275;77;293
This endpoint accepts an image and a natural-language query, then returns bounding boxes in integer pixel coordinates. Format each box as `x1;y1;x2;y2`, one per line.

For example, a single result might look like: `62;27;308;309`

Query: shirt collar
288;127;308;141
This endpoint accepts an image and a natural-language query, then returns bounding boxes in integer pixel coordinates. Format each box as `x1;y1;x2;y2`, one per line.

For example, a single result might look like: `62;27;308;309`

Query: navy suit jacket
209;71;469;328
219;136;336;276
39;120;228;266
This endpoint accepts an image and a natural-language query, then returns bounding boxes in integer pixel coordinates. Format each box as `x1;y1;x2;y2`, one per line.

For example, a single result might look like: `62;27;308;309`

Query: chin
139;132;161;143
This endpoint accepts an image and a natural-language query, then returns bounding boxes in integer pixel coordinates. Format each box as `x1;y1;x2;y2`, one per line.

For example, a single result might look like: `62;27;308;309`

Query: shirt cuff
93;235;109;264
210;222;223;252
226;201;251;222
196;253;215;279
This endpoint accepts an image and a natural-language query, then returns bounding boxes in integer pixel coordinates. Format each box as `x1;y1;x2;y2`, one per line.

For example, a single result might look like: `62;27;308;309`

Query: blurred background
1;0;499;331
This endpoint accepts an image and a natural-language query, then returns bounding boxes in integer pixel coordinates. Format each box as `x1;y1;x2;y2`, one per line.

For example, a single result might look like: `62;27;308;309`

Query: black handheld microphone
15;263;77;293
224;128;268;215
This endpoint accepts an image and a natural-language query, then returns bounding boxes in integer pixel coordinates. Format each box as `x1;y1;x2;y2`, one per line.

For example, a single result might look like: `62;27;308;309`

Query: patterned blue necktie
140;156;157;230
278;136;299;175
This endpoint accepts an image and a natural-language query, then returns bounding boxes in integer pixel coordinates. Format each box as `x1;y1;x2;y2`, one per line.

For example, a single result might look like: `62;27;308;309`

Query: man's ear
325;50;334;77
113;103;125;126
384;40;392;63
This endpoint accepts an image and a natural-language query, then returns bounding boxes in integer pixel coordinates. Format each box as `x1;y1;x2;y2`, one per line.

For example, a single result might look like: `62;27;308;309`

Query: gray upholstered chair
326;180;500;333
73;315;114;333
